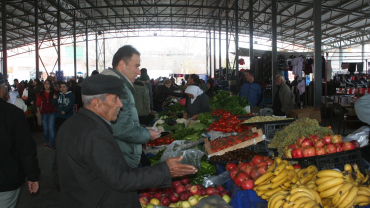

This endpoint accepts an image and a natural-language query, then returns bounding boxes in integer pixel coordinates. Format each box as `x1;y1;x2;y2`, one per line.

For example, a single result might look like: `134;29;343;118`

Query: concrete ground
15;111;364;208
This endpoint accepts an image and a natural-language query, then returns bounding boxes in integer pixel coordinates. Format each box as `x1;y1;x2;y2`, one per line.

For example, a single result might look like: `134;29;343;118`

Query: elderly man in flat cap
56;74;197;207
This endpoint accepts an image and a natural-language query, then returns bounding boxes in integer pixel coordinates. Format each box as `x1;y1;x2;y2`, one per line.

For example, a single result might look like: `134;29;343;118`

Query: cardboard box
289;107;322;123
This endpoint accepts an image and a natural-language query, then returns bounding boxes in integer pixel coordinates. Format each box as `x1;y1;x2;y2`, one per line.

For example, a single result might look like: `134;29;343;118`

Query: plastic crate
247;141;278;157
259;108;273;116
263;122;292;141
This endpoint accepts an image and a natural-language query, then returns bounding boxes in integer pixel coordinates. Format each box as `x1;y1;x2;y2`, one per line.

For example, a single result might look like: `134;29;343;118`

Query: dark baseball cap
80;74;125;96
0;73;6;85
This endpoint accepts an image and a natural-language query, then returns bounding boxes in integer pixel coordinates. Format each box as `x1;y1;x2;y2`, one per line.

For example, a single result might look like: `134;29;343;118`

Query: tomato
235;139;243;144
214;121;220;127
225;127;233;133
236;128;243;133
165;138;171;144
219;121;227;127
170;138;174;143
226;123;233;128
157;138;164;143
147;143;153;147
230;115;238;120
247;113;253;116
152;141;158;146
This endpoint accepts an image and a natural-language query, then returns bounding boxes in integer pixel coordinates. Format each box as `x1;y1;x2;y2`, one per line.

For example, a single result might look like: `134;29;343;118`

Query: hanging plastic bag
192;195;232;208
202;170;231;188
160;141;183;162
343;126;370;147
179;149;204;170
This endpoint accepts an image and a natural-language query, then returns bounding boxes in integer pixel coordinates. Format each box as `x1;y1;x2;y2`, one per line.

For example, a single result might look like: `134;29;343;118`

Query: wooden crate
204;128;264;157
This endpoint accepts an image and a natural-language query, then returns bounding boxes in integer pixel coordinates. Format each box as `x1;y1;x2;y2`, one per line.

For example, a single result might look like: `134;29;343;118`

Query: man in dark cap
56;74;197;207
140;68;154;114
101;45;160;168
0;73;40;208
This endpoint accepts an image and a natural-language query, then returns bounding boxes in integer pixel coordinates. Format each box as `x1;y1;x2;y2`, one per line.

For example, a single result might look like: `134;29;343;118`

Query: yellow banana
291;184;298;189
290;187;316;201
264;187;283;197
268;193;286;208
256;190;265;197
344;164;352;172
255;171;275;185
292;172;299;183
306;180;315;185
300;173;315;185
261;195;270;200
282;201;294;208
289;191;315;201
358;188;370;197
282;178;293;188
317;170;343;178
317;177;344;192
333;189;350;207
310;190;322;207
292;197;312;208
359;187;370;194
272;169;288;183
271;177;287;189
337;186;358;208
267;162;277;172
364;174;369;184
260;178;272;185
319;184;342;198
358;202;370;206
354;195;370;205
303;200;317;208
257;183;272;191
281;160;289;165
297;169;305;179
315;176;335;185
286;165;295;171
332;183;353;206
305;165;318;175
275;157;282;165
273;199;285;208
322;198;331;206
274;163;287;175
312;206;320;208
307;183;316;189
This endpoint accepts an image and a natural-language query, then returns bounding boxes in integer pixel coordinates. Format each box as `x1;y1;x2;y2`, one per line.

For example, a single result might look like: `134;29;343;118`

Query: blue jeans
42;112;56;146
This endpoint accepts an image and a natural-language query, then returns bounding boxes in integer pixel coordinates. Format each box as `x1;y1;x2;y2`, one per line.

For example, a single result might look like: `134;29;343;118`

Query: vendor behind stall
153;79;183;112
183;85;210;120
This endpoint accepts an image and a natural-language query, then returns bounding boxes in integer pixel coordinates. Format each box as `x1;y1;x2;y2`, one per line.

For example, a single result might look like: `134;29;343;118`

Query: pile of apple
284;135;360;158
226;155;273;190
139;176;231;207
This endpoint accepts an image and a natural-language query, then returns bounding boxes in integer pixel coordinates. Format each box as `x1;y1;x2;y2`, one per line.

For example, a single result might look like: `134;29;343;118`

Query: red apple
315;147;326;156
234;172;248;186
147;188;159;194
139;196;149;205
175;185;185;194
325;144;337;154
265;158;274;166
292;148;303;158
302;146;316;157
179;191;190;201
160;197;170;206
284;148;293;158
314;139;325;148
221;190;231;197
206;187;216;195
241;179;254;190
297;137;306;145
214;188;221;194
342;142;355;151
249;168;260;180
169;193;179;203
226;163;237;171
257;166;267;175
287;144;299;149
292;164;302;169
323;135;332;145
154;192;163;199
256;161;268;168
230;169;239;180
216;186;225;192
351;140;360;149
140;192;150;198
184;184;192;191
172;181;181;189
331;135;342;144
251;155;263;166
180;176;190;185
301;139;314;148
197;184;204;190
200;189;206;196
189;185;199;195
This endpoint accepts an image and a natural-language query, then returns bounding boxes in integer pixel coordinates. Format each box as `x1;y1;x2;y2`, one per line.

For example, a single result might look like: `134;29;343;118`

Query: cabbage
188;122;208;131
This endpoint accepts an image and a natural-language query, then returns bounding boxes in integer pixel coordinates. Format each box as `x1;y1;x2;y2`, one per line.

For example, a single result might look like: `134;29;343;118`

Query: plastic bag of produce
202;170;231;188
191;195;232;208
343;126;370;147
160;141;183;162
179;149;205;170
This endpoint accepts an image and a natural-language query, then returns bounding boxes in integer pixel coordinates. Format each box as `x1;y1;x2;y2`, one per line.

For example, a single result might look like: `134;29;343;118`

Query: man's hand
149;129;161;140
28;181;39;194
183;112;188;119
38;112;42;119
166;156;197;178
191;115;198;120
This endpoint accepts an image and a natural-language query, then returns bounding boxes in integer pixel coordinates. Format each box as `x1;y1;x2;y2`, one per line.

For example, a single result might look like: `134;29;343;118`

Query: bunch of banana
296;165;318;186
355;187;370;206
268;185;321;208
315;169;344;200
342;164;369;186
254;157;298;201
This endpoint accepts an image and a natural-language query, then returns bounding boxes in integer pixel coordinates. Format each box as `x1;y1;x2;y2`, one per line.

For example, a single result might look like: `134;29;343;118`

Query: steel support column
213;24;216;79
35;0;39;80
313;0;322;107
206;32;208;76
2;1;7;78
362;38;365;65
57;0;61;72
249;0;253;73
235;0;239;92
86;25;89;77
209;31;212;77
73;11;77;80
272;0;277;95
95;33;98;71
103;33;106;70
226;5;229;80
219;11;222;82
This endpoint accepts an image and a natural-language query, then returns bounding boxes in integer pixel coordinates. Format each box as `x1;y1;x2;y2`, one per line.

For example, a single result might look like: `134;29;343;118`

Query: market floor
15;115;362;208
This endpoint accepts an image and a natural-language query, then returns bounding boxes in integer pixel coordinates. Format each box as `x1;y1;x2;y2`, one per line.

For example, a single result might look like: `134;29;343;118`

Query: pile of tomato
210;131;259;153
211;109;253;117
146;134;175;147
206;111;250;133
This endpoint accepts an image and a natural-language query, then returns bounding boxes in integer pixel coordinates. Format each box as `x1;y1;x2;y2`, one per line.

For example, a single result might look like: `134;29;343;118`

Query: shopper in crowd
37;79;57;150
205;78;220;97
101;45;161;168
29;79;43;130
54;81;61;93
272;74;294;116
133;74;151;126
150;78;156;92
55;74;197;207
170;77;180;91
141;68;154;114
0;73;40;208
183;85;210;119
181;78;185;86
53;82;75;133
153;79;183;112
13;78;24;97
239;70;264;110
69;79;83;111
91;70;99;76
7;90;28;112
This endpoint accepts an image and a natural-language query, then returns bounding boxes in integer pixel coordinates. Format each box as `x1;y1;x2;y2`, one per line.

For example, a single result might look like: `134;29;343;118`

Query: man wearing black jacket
0;73;40;208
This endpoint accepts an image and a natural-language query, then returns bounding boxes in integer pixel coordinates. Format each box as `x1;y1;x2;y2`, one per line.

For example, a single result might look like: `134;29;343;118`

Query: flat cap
0;73;6;85
81;74;125;96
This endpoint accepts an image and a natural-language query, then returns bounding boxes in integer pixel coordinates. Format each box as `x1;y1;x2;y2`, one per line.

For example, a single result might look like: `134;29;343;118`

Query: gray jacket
277;82;294;115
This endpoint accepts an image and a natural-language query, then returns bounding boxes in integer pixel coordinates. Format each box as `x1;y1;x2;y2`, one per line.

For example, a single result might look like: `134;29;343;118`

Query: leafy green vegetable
183;134;201;141
209;90;250;115
197;112;215;125
172;128;203;140
188;122;208;131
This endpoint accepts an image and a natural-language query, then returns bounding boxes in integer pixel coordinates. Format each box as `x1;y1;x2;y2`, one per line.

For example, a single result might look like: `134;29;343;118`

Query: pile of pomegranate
226;155;273;190
284;135;360;158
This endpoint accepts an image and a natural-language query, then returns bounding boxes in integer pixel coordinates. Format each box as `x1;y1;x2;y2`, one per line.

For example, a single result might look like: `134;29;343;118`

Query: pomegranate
284;148;293;158
351;140;360;149
315;147;326;156
256;161;268;168
221;190;231;197
292;148;303;158
302;146;316;157
251;155;263;166
243;165;254;175
301;139;314;148
225;163;237;171
241;179;254;190
249;168;260;180
257;166;267;175
139;196;149;205
292;164;302;169
325;144;337;154
342;142;355;151
265;158;274;166
234;172;248;186
179;191;190;201
229;169;239;180
262;156;269;161
323;135;332;145
309;135;320;142
334;143;343;152
140;192;150;198
331;135;342;144
216;186;225;192
297;137;306;145
287;144;299;149
314;139;325;148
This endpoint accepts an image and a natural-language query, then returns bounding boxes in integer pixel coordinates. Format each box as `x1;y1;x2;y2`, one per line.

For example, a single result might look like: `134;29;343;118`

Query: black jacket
0;98;40;192
153;85;182;105
56;108;172;207
185;93;211;117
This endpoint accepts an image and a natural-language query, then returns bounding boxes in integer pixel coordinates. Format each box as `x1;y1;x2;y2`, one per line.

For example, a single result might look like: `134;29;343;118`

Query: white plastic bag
343;126;370;147
202;170;231;188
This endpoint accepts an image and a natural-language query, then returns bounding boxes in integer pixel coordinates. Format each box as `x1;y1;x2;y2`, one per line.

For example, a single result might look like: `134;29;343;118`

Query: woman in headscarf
183;85;210;120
